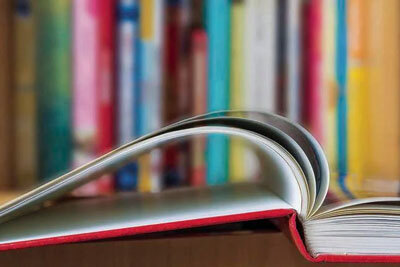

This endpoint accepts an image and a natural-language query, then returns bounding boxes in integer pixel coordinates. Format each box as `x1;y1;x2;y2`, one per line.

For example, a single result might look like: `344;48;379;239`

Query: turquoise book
205;0;230;185
335;0;350;197
35;0;72;181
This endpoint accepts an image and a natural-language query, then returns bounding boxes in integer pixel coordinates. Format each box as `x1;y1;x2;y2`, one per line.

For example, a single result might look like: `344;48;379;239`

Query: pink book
72;0;113;196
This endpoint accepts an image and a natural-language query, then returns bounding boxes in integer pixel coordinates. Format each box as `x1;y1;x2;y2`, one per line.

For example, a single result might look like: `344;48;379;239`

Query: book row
1;0;400;198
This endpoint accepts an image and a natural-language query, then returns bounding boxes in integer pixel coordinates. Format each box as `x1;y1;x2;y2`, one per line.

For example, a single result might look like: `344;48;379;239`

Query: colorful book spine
115;0;140;191
85;0;116;193
320;0;342;199
244;0;277;113
362;0;400;197
0;0;12;189
162;0;191;187
229;0;245;183
285;0;301;122
335;0;349;196
243;0;277;181
137;0;164;192
71;0;112;196
13;0;36;188
302;0;323;143
276;0;287;115
35;0;72;181
345;0;368;197
190;29;207;186
205;0;230;185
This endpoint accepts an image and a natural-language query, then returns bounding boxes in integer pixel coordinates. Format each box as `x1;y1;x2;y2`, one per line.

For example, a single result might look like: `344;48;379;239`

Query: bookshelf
1;0;400;264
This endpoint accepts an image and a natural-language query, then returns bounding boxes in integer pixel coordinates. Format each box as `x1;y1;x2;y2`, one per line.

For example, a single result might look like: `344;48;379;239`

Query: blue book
335;0;351;197
205;0;230;185
115;0;140;191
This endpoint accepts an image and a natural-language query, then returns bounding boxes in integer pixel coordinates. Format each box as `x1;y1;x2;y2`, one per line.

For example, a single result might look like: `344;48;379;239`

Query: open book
1;111;400;263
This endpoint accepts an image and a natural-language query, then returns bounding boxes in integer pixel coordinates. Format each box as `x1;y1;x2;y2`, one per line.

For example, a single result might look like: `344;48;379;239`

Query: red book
95;0;115;193
1;113;400;263
302;0;323;143
162;1;192;188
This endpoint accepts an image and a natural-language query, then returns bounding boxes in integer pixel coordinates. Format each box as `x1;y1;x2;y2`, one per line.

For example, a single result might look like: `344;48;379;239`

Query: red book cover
2;207;400;263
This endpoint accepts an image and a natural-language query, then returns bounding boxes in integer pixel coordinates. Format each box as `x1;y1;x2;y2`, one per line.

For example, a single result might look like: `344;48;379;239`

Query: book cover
0;0;13;189
137;0;164;192
190;29;207;186
229;0;245;183
13;0;36;188
205;0;230;185
35;0;72;181
115;0;140;191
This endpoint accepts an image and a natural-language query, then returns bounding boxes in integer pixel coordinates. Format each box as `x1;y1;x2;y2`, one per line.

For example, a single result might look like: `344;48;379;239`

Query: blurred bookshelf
1;0;400;264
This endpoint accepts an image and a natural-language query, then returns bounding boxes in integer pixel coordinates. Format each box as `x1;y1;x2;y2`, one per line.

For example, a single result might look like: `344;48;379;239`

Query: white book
244;0;277;113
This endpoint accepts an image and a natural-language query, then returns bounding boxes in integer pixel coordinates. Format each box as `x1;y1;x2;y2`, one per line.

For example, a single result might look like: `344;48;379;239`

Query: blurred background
0;0;399;201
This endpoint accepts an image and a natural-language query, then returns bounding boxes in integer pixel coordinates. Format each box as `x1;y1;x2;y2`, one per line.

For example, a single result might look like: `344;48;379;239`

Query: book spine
243;0;277;181
320;0;343;199
244;0;277;113
35;0;72;181
285;0;301;122
190;29;207;186
335;0;349;196
363;0;400;196
72;0;110;196
13;0;36;188
137;0;163;192
162;0;191;188
276;0;287;115
229;0;245;183
302;0;323;143
93;0;116;193
345;0;368;197
0;0;13;189
205;0;230;185
115;0;139;191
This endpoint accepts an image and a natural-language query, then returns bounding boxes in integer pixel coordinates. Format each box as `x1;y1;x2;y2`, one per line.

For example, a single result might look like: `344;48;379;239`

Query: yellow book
229;0;245;182
361;0;400;196
346;0;369;197
139;0;154;41
14;0;37;188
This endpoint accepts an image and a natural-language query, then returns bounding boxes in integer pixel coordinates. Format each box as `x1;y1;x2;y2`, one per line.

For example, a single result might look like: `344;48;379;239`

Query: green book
35;0;72;181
